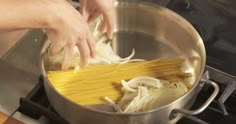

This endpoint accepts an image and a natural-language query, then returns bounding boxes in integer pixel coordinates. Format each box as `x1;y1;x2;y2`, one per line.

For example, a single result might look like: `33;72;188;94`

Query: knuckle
67;41;75;46
78;36;86;43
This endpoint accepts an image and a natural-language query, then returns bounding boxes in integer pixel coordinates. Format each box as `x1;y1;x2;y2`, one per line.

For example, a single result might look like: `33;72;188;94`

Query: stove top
14;1;236;123
166;0;236;76
1;0;236;124
177;66;236;124
14;66;236;124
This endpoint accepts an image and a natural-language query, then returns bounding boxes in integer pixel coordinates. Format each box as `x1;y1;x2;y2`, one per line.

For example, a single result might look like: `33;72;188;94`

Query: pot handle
169;79;219;120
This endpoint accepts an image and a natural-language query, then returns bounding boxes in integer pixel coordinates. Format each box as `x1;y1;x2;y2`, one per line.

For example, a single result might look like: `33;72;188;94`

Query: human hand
0;0;95;70
47;0;95;70
80;0;115;39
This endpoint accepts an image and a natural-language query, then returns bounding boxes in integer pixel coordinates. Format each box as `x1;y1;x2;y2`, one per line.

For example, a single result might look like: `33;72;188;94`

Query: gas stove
10;65;236;124
167;0;236;76
178;66;236;124
1;0;236;124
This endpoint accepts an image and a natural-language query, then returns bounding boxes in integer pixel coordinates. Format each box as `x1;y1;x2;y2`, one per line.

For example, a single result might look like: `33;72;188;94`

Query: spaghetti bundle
47;58;191;105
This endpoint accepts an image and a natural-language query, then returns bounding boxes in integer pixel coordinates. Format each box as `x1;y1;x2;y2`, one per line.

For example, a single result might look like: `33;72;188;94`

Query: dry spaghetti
47;58;191;105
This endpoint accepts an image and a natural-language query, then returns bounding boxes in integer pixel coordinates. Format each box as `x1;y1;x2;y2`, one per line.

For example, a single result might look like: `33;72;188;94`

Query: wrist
39;0;62;30
43;0;70;31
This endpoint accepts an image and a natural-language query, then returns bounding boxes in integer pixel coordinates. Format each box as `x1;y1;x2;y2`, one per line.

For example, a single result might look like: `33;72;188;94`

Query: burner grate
17;76;69;124
178;66;236;124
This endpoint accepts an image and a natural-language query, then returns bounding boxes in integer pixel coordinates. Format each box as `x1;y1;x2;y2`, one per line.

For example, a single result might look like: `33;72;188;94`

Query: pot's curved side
40;1;206;124
42;72;200;124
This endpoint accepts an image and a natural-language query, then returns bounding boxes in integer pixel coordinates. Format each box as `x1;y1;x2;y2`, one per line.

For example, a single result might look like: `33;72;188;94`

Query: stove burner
17;76;69;124
218;81;236;115
178;66;236;124
206;66;236;115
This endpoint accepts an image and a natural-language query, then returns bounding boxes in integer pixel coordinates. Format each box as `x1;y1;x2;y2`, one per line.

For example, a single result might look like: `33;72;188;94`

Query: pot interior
88;1;205;86
43;1;205;112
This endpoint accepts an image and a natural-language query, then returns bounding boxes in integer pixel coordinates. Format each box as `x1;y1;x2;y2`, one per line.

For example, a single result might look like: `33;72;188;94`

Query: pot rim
40;1;206;116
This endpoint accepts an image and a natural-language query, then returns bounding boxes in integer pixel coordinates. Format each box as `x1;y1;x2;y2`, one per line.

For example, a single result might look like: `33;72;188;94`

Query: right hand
47;0;95;70
80;0;115;39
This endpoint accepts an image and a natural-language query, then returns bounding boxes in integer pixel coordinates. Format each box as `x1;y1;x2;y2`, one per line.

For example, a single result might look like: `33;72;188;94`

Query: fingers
86;31;96;58
50;42;65;56
80;0;115;39
80;0;97;22
48;31;66;56
53;33;94;70
99;18;107;34
104;12;115;39
49;28;94;70
102;6;115;39
88;11;100;22
76;39;90;68
62;32;94;70
79;0;89;21
62;44;74;70
80;10;90;22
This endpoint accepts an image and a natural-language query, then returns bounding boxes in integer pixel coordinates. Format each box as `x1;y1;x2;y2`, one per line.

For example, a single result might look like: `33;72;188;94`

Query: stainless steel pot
40;0;219;124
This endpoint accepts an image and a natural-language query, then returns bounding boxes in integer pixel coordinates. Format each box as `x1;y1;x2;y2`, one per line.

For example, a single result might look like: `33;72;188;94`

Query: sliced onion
115;76;189;113
121;80;136;92
48;37;145;70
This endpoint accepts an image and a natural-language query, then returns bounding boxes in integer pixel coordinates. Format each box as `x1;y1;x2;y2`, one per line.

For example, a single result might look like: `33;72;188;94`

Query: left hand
80;0;115;39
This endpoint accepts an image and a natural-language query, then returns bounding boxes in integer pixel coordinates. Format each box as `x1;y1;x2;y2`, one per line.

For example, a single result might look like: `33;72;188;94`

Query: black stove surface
166;0;236;76
178;81;236;124
16;1;236;124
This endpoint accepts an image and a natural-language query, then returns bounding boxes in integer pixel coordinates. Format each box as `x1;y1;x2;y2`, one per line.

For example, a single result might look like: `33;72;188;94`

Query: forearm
0;0;56;30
